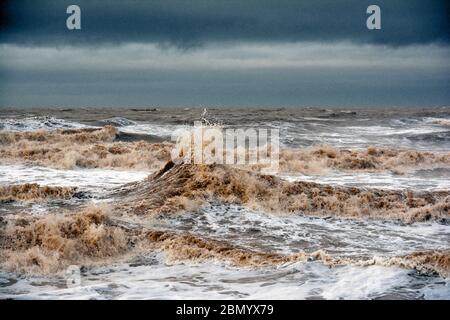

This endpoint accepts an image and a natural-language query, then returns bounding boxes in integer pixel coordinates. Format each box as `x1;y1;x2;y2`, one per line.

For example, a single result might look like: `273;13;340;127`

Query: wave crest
0;126;172;170
0;207;130;274
0;184;77;203
115;162;450;223
277;146;450;174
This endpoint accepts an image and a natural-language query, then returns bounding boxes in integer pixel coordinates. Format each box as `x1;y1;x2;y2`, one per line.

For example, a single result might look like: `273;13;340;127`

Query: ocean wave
1;126;450;175
115;161;450;223
0;116;187;140
277;145;450;174
0;165;149;197
97;116;190;137
0;126;171;170
0;206;130;274
0;184;77;203
1;206;448;277
160;203;450;258
0;125;117;145
281;168;450;192
99;117;137;127
432;119;450;127
407;131;450;143
283;116;450;150
98;117;180;140
118;123;190;138
3;260;447;300
0;116;92;132
1;108;449;299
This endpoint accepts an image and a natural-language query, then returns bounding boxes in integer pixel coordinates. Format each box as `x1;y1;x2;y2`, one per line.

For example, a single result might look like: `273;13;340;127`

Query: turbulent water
0;106;449;300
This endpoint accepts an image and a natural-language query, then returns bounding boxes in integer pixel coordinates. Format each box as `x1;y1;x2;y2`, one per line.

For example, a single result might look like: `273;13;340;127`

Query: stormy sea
0;106;449;300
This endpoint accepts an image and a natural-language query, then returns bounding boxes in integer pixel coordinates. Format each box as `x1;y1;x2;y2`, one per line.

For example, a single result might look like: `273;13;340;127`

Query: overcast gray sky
0;0;449;107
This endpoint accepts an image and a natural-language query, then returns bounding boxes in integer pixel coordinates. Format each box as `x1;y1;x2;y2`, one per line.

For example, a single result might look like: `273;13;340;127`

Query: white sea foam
280;169;450;191
282;117;450;151
118;122;190;138
0;165;149;196
158;203;450;258
0;116;92;132
1;257;448;300
0;116;188;139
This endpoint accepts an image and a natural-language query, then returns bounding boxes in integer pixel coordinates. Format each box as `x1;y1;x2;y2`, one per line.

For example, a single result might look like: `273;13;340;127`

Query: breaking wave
1;207;448;277
115;161;450;223
0;109;449;294
432;119;450;127
277;146;450;175
0;126;172;170
0;207;130;274
0;125;117;145
1;126;449;175
99;117;137;127
0;116;91;132
0;184;76;203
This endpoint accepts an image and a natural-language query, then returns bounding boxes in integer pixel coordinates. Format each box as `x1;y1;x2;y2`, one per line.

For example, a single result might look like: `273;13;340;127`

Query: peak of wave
0;116;90;132
100;117;137;127
115;161;450;223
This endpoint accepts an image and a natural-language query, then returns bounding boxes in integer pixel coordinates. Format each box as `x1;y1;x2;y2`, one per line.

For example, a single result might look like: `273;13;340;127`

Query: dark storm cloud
1;0;449;47
1;0;449;108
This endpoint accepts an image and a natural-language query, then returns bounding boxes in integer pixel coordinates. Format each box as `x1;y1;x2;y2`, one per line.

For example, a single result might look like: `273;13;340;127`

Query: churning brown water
0;106;449;299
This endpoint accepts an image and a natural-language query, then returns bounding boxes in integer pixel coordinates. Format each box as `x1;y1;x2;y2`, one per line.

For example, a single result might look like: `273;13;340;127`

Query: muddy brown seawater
0;107;449;299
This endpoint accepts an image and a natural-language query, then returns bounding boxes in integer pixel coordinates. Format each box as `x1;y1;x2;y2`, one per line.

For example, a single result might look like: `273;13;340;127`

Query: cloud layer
2;42;449;71
1;42;449;107
1;0;449;47
0;1;449;107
